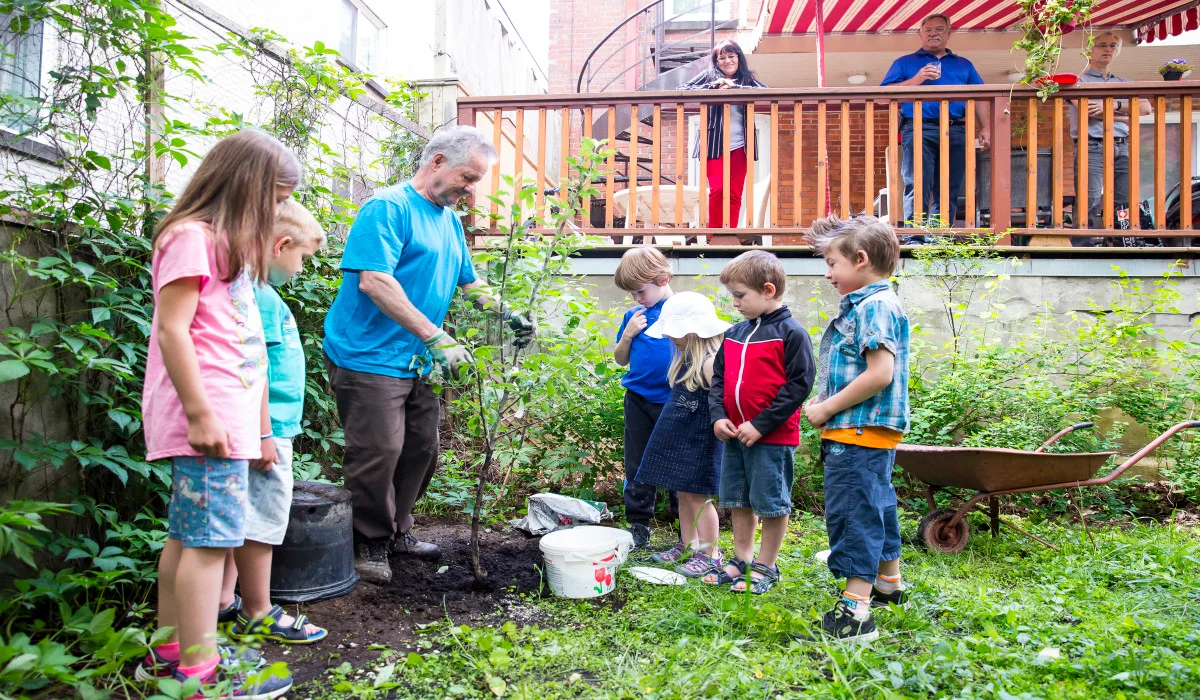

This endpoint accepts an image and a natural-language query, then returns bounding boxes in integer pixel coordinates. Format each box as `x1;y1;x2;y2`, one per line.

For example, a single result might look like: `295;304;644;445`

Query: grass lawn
298;512;1200;699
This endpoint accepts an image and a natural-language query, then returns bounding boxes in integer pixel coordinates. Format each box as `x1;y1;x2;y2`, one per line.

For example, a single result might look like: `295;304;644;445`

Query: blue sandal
733;561;781;595
231;604;327;645
702;557;747;586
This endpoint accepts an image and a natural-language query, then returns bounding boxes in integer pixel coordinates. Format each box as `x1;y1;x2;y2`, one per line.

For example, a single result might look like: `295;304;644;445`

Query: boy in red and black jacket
705;250;815;594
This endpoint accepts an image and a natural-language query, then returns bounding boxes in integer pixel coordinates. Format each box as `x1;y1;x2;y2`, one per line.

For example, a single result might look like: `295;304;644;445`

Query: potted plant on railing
1159;59;1193;81
1012;0;1100;100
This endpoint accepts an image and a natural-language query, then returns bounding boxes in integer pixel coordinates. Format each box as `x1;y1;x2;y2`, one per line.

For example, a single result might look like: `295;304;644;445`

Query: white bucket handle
564;547;621;563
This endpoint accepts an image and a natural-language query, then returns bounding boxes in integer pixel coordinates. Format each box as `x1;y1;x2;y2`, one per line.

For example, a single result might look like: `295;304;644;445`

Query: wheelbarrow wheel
917;508;970;554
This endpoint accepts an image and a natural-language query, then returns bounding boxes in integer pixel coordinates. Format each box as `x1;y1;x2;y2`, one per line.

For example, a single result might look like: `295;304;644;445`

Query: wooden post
1076;98;1088;230
1155;96;1166;231
913;101;923;224
676;104;684;227
771;102;780;227
652;104;661;227
940;100;950;226
989;97;1011;233
1103;98;1114;229
559;108;569;208
818;101;828;218
746;102;756;227
536;108;547;219
582;106;592;223
1183;96;1194;232
1026;98;1038;229
629;103;638;227
723;103;732;228
491;109;503;222
965;100;976;228
1052;98;1063;228
841;101;851;217
888;101;901;226
794;101;803;226
606;105;616;229
865;101;875;218
1129;97;1140;230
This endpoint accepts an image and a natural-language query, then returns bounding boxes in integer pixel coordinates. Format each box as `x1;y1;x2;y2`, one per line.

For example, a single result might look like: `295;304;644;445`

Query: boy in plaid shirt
802;214;910;643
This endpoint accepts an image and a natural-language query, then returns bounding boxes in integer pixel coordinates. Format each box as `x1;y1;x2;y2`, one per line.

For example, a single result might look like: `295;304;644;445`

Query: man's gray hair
920;13;951;30
419;126;498;170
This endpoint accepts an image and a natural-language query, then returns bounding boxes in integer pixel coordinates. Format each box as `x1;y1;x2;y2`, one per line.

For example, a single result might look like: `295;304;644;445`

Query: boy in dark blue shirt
614;247;677;554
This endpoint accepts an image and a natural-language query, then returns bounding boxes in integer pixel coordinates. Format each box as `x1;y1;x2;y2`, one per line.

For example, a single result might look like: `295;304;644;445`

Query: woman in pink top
138;129;300;699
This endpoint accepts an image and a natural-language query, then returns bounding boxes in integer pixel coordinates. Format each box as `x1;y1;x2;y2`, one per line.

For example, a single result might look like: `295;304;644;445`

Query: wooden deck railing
458;82;1199;247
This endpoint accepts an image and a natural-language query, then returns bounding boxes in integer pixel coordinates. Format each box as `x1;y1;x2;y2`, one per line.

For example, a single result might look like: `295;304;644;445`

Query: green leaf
485;673;507;697
0;360;29;383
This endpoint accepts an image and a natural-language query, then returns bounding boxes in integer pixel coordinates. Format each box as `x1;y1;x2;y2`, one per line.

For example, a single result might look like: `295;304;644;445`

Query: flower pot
269;481;359;603
1164;72;1184;81
1031;1;1077;35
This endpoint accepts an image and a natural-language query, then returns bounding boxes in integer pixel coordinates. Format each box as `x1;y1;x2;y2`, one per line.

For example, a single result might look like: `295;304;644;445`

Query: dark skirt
636;383;723;495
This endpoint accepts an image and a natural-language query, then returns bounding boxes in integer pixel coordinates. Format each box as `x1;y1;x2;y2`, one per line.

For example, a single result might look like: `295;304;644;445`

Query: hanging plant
1012;0;1100;100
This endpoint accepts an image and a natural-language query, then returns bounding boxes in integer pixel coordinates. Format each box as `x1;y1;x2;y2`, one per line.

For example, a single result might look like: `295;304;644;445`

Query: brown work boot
355;539;392;585
390;531;440;560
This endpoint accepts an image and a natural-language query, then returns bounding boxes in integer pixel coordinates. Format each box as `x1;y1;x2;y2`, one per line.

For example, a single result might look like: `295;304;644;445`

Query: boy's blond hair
719;250;786;297
807;214;898;276
275;199;327;248
614;246;672;292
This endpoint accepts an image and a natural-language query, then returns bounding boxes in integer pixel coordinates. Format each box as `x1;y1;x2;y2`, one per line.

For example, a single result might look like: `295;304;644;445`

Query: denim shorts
821;440;901;583
167;455;249;548
244;438;295;546
719;440;794;518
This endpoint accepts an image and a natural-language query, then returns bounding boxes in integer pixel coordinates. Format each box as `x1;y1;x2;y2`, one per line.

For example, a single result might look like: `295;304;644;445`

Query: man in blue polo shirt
882;13;991;238
324;126;535;585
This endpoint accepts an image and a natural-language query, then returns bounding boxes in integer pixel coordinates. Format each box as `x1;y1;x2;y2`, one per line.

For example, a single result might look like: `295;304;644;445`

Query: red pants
706;147;748;228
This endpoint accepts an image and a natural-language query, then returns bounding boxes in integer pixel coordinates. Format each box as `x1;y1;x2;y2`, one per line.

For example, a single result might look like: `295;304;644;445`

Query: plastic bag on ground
510;493;612;536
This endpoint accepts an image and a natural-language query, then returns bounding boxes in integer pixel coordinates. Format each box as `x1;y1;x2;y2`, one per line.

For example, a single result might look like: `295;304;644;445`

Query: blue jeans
719;440;794;518
821;440;901;583
900;121;967;238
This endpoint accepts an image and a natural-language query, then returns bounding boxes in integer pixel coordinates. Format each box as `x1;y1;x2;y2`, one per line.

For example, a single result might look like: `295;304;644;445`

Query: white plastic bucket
539;526;633;598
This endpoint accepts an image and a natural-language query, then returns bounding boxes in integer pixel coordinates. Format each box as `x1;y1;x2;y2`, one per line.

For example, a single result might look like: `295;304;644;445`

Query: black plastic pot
269;481;358;603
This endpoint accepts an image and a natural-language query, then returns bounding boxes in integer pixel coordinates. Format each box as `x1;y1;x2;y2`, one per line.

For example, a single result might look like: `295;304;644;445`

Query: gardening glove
504;309;536;348
424;330;474;380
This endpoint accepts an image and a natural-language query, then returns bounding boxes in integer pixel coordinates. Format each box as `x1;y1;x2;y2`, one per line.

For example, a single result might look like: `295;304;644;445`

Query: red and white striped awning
763;0;1200;39
1137;6;1199;43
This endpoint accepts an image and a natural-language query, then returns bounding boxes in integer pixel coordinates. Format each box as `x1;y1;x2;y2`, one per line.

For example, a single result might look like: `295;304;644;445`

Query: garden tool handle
1034;422;1095;453
1094;420;1200;486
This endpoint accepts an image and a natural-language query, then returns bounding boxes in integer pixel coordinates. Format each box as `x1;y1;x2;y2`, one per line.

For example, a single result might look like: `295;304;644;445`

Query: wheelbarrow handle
1034;421;1095;453
1093;420;1200;486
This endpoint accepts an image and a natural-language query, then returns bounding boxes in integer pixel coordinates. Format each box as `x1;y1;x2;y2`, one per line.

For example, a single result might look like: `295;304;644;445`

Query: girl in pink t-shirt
137;130;300;696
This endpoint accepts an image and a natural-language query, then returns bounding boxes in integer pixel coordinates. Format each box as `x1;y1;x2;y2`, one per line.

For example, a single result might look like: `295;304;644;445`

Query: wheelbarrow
895;420;1200;553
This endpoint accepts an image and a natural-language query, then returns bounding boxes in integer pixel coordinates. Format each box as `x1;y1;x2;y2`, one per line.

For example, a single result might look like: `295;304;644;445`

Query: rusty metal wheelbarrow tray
895;444;1117;492
895;420;1200;554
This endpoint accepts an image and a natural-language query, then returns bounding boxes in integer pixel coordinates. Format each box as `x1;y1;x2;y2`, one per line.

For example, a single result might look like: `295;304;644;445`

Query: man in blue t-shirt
323;127;534;585
881;13;991;239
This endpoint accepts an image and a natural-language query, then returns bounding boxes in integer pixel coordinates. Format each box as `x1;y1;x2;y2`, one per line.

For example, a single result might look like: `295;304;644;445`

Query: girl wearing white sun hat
636;292;731;578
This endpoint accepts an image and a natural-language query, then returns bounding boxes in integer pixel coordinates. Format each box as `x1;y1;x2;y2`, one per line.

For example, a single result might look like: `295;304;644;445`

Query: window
669;0;732;21
0;13;44;129
337;0;383;74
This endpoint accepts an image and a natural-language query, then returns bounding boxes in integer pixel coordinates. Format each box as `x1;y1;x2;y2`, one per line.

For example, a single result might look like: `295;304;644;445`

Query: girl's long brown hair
153;130;302;283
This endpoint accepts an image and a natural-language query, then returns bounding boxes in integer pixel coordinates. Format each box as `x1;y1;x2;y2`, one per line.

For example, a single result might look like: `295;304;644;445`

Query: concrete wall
570;253;1200;348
